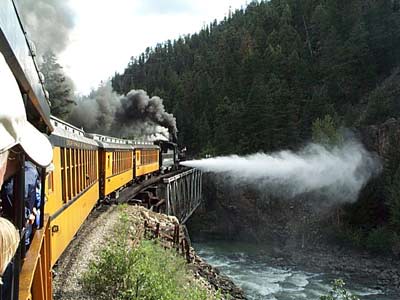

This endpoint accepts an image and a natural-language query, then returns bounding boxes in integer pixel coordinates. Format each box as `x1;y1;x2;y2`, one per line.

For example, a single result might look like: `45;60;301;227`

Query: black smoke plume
115;90;178;141
68;83;177;141
68;82;119;134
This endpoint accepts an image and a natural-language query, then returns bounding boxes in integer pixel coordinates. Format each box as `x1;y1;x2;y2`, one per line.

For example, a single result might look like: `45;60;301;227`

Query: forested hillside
112;0;400;252
113;0;400;155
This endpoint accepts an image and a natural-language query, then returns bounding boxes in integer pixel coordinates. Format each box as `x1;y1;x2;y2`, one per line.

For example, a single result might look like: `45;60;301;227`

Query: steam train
46;116;179;266
0;2;179;299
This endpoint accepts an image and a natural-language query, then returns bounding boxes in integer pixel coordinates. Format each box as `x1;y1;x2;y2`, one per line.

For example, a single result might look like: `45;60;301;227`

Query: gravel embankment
52;204;246;300
53;205;120;300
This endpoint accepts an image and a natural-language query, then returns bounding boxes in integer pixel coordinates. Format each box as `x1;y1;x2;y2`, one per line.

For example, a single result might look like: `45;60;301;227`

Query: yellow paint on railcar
102;150;134;196
49;183;99;266
104;170;133;195
45;146;100;267
135;149;159;177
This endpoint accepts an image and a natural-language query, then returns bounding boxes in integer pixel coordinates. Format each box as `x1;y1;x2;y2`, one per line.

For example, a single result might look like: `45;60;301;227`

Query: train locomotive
0;2;181;299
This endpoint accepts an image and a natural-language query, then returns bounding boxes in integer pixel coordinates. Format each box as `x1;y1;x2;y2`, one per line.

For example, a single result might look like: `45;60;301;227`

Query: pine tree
40;51;75;119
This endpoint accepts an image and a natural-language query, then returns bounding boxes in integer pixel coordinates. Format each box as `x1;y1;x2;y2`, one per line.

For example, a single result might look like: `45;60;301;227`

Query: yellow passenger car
134;143;160;179
46;117;99;266
88;134;134;198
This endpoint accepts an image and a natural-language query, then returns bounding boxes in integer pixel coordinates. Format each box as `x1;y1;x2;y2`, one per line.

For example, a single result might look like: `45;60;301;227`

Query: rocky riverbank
131;205;246;300
53;204;246;300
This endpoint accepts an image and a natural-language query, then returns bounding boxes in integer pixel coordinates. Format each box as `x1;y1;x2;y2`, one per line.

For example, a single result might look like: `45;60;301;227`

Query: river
194;241;397;300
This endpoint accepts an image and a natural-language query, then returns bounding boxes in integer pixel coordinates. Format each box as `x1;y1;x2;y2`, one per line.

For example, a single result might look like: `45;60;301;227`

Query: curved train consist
0;2;179;299
46;116;178;266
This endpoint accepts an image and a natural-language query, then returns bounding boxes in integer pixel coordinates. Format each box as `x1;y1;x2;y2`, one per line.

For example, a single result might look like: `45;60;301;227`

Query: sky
59;0;248;95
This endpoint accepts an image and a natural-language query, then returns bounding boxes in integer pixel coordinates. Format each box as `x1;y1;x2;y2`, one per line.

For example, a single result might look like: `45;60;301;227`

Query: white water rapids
195;242;393;300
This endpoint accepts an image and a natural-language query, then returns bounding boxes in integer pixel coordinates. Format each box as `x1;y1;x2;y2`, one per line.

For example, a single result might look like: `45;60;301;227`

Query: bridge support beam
159;168;202;223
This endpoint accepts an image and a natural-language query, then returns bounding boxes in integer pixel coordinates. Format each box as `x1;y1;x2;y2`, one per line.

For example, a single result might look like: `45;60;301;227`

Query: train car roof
0;1;52;133
49;116;98;149
86;133;133;151
86;133;160;151
133;144;160;150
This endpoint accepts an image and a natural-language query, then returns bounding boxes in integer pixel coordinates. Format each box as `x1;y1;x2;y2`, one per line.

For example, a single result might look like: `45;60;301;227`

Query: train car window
117;152;121;173
66;148;72;201
76;150;80;193
112;152;115;174
83;150;87;189
92;150;95;183
92;151;95;182
80;149;84;190
89;150;93;183
90;150;93;183
115;152;118;174
77;149;81;192
87;150;91;186
47;171;54;193
76;150;79;194
75;149;78;195
89;150;92;183
71;149;76;198
93;150;97;183
95;151;98;180
60;148;66;203
77;150;80;193
91;151;94;183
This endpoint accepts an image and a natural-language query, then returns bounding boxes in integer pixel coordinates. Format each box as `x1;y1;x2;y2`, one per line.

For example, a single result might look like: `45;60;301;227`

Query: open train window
71;149;76;198
47;171;54;193
60;148;66;202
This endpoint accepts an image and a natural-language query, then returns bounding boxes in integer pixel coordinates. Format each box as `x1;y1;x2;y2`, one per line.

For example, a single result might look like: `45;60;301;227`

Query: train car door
135;149;140;178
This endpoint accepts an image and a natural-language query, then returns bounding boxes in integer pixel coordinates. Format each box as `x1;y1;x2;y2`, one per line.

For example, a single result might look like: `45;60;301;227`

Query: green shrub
320;279;360;300
82;211;216;300
311;115;343;147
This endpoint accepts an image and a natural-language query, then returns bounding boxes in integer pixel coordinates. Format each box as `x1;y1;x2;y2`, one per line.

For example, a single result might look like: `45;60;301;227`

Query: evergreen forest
112;0;400;155
110;0;400;253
